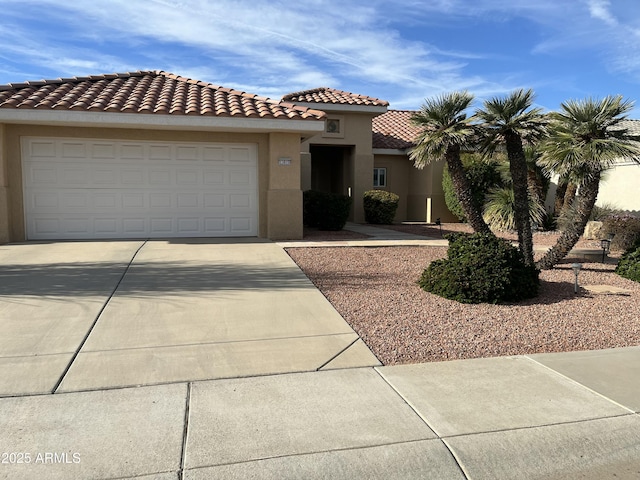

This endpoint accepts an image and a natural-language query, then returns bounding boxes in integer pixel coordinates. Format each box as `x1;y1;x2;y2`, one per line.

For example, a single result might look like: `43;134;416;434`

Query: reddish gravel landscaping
286;244;640;365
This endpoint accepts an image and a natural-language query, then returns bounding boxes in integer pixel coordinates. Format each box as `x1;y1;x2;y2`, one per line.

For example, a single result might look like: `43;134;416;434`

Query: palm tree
410;91;491;234
475;89;548;267
536;96;640;270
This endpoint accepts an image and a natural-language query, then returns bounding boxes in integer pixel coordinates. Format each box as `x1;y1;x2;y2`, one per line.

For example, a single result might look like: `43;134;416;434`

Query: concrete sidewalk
1;347;639;479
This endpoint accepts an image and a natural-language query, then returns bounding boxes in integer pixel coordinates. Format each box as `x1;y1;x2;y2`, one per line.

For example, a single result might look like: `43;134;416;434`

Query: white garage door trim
22;137;258;239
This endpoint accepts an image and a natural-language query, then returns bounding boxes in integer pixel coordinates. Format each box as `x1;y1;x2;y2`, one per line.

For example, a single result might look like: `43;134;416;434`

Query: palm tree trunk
561;182;577;214
527;168;544;207
505;132;535;266
445;146;492;234
536;170;601;270
553;178;568;216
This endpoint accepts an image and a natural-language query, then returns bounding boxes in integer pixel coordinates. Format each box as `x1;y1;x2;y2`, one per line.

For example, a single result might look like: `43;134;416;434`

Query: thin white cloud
587;0;617;26
0;0;513;99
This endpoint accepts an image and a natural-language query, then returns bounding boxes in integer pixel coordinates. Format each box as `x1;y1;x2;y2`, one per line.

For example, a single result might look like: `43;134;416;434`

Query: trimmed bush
601;214;640;251
303;190;352;231
615;240;640;283
363;190;400;224
418;232;539;304
442;154;502;221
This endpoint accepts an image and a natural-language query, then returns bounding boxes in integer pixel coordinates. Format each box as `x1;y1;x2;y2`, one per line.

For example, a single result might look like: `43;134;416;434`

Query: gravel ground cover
286;241;640;365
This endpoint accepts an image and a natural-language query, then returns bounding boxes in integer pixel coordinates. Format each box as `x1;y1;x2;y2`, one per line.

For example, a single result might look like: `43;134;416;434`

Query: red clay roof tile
372;109;421;150
0;70;326;121
282;87;389;107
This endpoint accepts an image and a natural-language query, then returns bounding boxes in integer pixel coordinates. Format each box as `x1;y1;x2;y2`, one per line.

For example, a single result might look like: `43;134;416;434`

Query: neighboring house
0;70;326;243
595;119;640;215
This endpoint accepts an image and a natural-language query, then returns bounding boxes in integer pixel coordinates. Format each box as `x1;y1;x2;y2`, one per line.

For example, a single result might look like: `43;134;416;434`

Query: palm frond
409;91;477;168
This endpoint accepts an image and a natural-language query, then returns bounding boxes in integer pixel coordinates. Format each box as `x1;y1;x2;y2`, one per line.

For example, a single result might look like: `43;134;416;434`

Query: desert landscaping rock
287;245;640;364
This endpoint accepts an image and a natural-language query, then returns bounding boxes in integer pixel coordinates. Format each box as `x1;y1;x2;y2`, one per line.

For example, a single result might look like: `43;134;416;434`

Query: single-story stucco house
0;69;636;244
0;70;454;244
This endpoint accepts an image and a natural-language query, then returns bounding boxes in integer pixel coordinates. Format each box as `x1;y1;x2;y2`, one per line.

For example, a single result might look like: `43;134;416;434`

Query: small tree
537;96;640;269
475;89;548;267
410;92;492;234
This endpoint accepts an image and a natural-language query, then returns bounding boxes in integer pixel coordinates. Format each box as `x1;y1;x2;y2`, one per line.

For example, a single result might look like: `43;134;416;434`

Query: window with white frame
373;167;387;187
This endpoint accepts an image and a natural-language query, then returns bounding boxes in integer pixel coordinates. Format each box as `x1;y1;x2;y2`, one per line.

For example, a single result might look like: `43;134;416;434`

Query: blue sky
2;0;640;114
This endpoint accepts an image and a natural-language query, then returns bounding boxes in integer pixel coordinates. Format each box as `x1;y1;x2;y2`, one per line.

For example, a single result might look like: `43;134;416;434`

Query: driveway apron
54;238;378;392
0;241;143;396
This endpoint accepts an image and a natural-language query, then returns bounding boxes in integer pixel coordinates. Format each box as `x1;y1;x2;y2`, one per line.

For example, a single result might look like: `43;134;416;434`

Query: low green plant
482;187;546;231
363;190;400;224
418;232;539;304
303;190;352;231
615;240;640;283
601;214;640;251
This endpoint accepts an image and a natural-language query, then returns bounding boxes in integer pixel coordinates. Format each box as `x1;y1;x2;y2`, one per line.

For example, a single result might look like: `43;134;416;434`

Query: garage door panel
23;138;258;239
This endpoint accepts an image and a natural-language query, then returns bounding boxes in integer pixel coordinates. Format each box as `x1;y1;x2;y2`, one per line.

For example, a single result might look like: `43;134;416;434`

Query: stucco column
266;132;303;240
0;125;9;244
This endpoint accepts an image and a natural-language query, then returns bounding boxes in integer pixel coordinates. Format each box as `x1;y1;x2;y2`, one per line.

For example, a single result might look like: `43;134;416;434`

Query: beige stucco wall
0;125;8;244
596;162;640;215
266;132;303;239
372;154;410;221
301;111;376;223
373;153;457;223
1;123;305;242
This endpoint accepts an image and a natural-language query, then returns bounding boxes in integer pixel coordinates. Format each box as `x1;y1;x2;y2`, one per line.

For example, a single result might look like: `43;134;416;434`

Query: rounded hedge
418;232;540;304
363;190;399;224
303;190;352;231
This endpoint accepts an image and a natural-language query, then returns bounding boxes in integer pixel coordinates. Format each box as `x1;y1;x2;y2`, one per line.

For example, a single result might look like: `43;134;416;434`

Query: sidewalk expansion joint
50;239;149;394
523;355;638;414
440;413;637;440
178;382;192;480
372;368;470;480
77;332;355;355
315;336;360;371
184;438;440;472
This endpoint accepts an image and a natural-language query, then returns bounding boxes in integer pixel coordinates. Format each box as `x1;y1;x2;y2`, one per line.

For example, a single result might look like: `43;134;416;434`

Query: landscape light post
600;238;611;262
571;263;582;294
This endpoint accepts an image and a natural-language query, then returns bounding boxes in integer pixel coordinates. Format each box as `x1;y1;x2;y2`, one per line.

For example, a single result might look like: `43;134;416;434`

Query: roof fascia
291;103;388;114
373;148;410;156
0;109;325;134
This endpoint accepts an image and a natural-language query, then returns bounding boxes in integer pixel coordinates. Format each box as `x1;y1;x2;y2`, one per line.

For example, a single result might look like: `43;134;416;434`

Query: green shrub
418;232;539;304
601;214;640;251
303;190;352;231
615;239;640;283
442;154;502;221
363;190;400;224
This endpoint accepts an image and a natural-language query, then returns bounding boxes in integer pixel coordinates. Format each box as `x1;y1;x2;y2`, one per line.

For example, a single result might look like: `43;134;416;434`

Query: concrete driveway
0;238;379;396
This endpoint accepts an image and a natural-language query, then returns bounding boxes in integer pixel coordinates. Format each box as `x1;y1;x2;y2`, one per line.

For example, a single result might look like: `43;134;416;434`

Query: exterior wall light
571;263;582;294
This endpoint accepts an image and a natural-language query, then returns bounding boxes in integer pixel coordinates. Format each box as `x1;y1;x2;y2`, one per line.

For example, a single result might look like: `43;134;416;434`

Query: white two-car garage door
22;138;258;240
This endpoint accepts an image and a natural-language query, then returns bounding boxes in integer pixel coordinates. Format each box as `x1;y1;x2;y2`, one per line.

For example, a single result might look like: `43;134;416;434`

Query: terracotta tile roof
0;70;325;120
619;119;640;136
282;87;389;107
372;109;421;149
